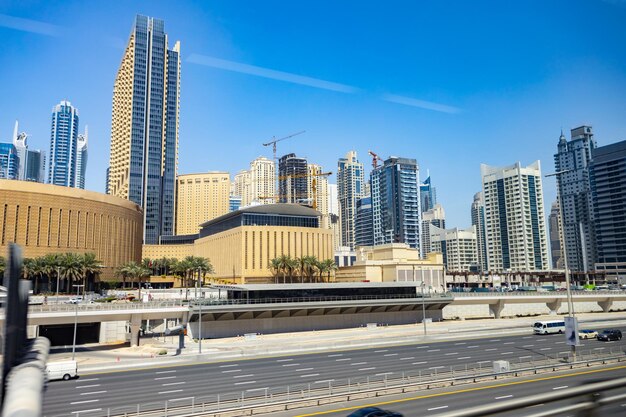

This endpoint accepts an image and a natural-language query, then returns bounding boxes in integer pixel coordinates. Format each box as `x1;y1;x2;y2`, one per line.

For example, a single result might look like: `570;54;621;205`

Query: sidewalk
48;311;626;373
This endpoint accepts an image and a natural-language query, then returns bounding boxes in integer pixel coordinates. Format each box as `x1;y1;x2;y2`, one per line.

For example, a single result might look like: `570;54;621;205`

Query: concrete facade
175;172;230;235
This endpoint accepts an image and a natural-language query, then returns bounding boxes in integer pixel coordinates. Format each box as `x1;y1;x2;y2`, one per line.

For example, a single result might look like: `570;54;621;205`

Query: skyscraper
471;192;488;272
75;126;88;189
278;153;307;204
327;183;341;250
176;172;230;235
554;126;597;272
48;100;80;187
108;15;181;244
355;196;374;247
0;143;18;179
589;140;626;280
481;161;549;272
307;163;329;222
548;201;564;269
430;226;478;272
249;156;275;205
337;151;365;250
420;175;437;213
12;121;45;183
421;204;445;256
371;156;421;251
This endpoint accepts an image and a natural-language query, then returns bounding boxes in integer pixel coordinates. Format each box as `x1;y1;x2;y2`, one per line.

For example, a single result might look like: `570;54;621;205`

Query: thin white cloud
187;53;361;94
382;94;462;114
0;13;64;37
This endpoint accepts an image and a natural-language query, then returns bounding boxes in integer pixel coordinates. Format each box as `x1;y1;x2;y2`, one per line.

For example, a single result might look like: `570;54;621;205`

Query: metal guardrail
452;290;626;297
43;347;626;417
27;301;187;313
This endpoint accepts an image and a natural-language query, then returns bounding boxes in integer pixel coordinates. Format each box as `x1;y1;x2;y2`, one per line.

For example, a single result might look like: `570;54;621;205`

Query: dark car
347;407;403;417
597;329;622;341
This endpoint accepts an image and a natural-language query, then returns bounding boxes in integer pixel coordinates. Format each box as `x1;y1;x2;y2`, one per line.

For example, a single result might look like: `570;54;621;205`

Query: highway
290;366;626;417
42;325;626;416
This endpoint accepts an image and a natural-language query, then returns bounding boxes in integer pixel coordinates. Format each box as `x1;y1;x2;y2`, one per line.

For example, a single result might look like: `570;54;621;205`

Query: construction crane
262;130;306;164
368;150;383;169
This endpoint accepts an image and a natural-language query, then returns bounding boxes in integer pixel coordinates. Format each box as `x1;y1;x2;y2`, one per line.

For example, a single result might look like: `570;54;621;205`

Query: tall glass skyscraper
554;126;597;272
0;143;18;179
371;156;421;251
471;192;488;272
355;196;373;247
420;175;437;213
48;101;80;187
12;121;45;183
75;126;88;189
278;153;308;204
337;151;365;249
107;15;181;244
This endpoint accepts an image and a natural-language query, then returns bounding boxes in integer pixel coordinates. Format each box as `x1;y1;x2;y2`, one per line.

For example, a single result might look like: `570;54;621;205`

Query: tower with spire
12;120;46;182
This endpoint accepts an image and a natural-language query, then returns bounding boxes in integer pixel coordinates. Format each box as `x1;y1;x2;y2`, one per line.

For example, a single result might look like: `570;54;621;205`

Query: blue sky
1;0;626;228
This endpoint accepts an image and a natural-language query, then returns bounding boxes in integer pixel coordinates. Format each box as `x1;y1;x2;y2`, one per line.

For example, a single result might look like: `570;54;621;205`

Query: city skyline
1;1;626;228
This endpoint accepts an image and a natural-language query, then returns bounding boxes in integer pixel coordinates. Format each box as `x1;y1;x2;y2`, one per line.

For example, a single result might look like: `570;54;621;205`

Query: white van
533;320;565;335
46;360;78;381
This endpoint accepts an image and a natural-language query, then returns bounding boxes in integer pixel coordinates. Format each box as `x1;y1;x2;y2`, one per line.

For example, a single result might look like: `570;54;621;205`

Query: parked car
65;297;83;304
46;360;78;381
579;329;598;339
347;407;403;417
597;330;622;341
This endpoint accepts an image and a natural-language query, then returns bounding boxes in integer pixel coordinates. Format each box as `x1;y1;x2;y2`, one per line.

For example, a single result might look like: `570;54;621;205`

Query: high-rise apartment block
12;121;45;183
421;204;445;256
481;161;549;272
307;163;329;220
355;196;374;247
0;143;18;179
75;127;88;189
590;140;626;280
327;183;341;250
371;156;421;251
337;151;365;250
48;101;84;188
430;226;478;272
107;15;181;244
554;126;597;272
232;156;276;207
471;192;488;272
278;153;308;204
420;175;437;213
548;201;564;269
176;172;230;235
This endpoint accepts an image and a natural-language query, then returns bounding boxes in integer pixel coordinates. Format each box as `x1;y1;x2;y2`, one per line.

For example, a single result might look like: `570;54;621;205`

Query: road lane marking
467;346;479;349
158;389;183;394
537;339;547;341
374;349;388;353
540;348;551;351
301;373;320;377
162;382;186;386
455;342;466;345
429;366;444;369
156;370;177;374
315;379;335;384
400;357;415;360
277;358;293;362
246;388;269;392
555;341;565;344
490;339;501;342
76;385;100;389
296;368;315;371
428;406;448;411
553;386;568;390
219;364;238;368
233;374;255;378
70;400;99;405
520;356;532;359
155;376;177;380
504;342;514;345
485;348;497;351
522;345;534;348
477;361;491;364
351;362;368;366
457;357;471;360
412;361;427;365
327;354;343;357
427;349;440;352
282;363;301;367
522;336;533;339
71;409;101;414
80;391;106;396
500;352;513;355
234;381;256;385
383;353;398;357
222;369;242;373
416;346;430;349
376;372;393;376
496;395;513;399
336;358;351;361
359;367;376;371
293;365;626;416
168;397;193;402
594;348;605;350
76;378;99;382
445;352;459;356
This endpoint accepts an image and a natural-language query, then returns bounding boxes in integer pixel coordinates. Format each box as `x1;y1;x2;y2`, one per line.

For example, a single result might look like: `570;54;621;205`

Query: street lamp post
72;284;84;361
546;170;577;360
196;274;202;354
422;280;428;336
56;266;61;304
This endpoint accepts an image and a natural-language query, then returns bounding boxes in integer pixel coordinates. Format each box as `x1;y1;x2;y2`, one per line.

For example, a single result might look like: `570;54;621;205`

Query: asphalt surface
289;366;626;417
42;324;626;416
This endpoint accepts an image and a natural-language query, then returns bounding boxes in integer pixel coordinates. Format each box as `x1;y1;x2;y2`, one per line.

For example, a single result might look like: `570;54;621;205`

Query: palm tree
320;259;338;282
286;258;299;283
302;256;318;282
0;256;5;279
268;258;282;283
61;253;83;293
276;255;291;284
42;253;62;293
315;259;327;283
81;253;102;293
28;257;47;294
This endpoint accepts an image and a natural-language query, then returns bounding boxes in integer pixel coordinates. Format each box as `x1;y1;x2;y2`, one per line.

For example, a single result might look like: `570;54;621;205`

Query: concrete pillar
129;314;142;347
546;299;562;315
598;299;613;313
489;300;505;319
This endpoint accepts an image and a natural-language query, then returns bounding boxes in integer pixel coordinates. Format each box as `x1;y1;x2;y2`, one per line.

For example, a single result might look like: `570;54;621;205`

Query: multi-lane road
43;325;626;416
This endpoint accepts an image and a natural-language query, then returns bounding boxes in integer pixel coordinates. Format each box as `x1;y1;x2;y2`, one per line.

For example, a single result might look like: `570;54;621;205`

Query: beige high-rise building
107;15;181;244
176;172;230;235
307;163;329;225
232;157;275;207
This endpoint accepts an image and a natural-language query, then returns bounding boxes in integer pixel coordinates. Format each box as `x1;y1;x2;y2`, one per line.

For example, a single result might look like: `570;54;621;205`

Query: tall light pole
422;280;428;336
546;170;577;359
56;265;61;303
71;284;84;361
196;269;203;354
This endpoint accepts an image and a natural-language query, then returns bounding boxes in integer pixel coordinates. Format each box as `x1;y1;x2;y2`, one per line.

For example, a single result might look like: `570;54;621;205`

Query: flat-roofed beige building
176;172;230;235
143;204;333;284
0;179;143;280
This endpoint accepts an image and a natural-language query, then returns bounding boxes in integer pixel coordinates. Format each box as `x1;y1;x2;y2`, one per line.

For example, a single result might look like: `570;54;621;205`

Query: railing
44;347;626;417
27;301;188;313
452;290;624;297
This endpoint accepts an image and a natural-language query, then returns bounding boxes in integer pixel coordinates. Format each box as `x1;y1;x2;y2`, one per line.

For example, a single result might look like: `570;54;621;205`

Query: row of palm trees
116;256;214;289
269;255;337;283
0;253;102;294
